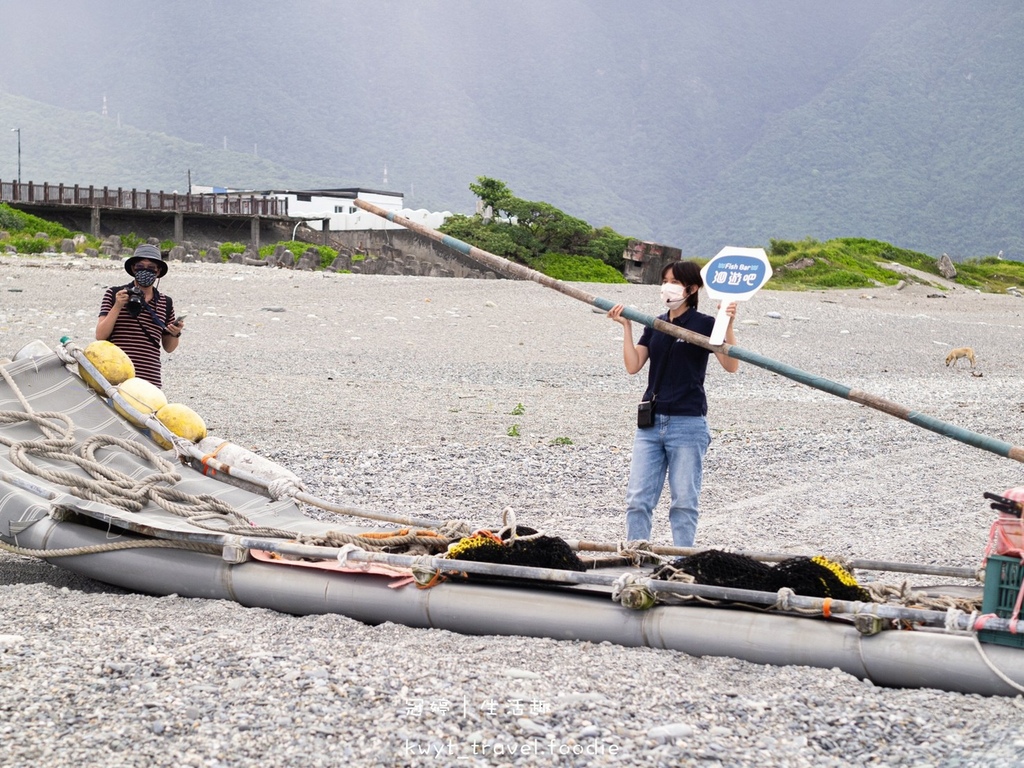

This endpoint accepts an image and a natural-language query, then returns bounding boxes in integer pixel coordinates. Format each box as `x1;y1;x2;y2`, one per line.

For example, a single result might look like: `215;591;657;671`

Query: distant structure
190;185;451;232
622;239;681;284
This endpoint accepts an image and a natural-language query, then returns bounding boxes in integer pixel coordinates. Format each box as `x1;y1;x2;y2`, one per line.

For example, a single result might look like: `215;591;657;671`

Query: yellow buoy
114;377;168;427
151;403;207;450
80;340;135;393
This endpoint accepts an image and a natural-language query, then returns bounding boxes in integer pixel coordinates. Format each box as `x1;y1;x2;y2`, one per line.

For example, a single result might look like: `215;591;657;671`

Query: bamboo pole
569;540;980;580
353;199;1024;464
54;338;984;582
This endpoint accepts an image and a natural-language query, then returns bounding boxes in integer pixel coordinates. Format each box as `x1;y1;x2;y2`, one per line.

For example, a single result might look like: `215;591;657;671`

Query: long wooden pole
354;199;1024;463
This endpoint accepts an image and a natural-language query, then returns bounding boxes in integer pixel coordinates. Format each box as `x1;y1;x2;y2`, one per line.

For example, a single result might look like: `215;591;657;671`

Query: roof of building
256;187;401;199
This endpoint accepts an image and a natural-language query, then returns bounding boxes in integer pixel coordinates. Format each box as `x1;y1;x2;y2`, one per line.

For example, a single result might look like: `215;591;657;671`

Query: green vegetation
7;236;50;253
510;403;526;416
761;237;1024;293
550;437;574;446
956;256;1024;293
220;242;246;259
526;252;627;283
506;424;520;438
120;232;144;250
266;241;339;270
439;177;629;283
2;201;1021;294
0;203;72;239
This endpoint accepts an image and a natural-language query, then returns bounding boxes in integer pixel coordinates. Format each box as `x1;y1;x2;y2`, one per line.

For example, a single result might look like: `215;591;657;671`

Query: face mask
660;282;686;310
134;269;157;287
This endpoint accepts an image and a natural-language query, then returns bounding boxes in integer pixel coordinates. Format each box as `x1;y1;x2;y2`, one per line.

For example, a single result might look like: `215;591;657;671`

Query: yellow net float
113;377;168;427
151;403;207;450
80;340;135;393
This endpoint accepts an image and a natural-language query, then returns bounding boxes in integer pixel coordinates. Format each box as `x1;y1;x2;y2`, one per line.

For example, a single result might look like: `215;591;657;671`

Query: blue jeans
624;414;711;547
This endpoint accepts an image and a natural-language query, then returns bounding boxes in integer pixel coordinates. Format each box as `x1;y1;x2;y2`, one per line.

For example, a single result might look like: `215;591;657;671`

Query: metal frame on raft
352;198;1024;464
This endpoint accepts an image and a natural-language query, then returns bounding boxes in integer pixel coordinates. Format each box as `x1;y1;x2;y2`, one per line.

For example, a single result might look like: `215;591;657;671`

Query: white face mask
660;282;686;310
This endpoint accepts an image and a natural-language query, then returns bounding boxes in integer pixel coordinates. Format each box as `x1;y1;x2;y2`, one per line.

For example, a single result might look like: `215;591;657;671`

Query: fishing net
653;549;870;602
445;526;586;572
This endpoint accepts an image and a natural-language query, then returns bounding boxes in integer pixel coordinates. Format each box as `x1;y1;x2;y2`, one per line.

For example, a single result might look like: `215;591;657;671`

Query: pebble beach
2;255;1024;767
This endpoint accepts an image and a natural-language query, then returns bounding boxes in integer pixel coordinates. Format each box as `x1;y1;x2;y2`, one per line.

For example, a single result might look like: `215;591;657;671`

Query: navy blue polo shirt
636;309;716;416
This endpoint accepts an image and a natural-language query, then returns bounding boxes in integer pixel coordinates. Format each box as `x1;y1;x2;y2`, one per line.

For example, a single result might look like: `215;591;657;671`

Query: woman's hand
720;301;738;323
607;303;631;327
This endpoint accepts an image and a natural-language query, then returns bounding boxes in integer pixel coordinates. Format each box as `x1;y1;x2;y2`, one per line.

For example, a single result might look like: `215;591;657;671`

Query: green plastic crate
979;555;1024;649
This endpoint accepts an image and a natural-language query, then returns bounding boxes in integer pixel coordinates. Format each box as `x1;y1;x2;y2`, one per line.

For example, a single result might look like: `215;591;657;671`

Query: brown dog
945;347;976;368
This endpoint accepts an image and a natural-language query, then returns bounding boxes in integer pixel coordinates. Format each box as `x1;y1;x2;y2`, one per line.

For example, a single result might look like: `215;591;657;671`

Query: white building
191;185;451;231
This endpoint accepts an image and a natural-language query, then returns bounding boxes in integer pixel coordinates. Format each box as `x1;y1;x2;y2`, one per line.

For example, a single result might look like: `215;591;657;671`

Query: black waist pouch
637;401;654;428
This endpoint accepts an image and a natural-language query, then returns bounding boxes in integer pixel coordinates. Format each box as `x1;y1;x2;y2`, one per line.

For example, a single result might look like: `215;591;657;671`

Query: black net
653;549;870;602
446;526;586;572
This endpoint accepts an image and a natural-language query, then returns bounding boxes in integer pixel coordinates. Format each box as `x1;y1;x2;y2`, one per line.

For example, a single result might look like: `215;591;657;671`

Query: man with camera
96;243;185;389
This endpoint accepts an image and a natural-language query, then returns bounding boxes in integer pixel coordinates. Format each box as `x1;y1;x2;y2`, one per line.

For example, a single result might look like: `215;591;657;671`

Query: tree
441;177;630;273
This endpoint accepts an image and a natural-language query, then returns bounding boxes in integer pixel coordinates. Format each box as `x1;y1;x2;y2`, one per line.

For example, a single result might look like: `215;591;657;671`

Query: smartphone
174;314;188;323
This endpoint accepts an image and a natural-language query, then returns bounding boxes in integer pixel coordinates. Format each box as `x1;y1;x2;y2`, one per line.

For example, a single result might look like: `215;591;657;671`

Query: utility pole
10;127;20;185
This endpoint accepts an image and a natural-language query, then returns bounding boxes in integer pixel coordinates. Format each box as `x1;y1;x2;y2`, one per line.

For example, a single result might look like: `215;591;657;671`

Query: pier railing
0;180;287;217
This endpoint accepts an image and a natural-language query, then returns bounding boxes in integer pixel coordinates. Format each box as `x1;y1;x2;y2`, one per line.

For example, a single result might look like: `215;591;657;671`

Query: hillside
1;1;1021;260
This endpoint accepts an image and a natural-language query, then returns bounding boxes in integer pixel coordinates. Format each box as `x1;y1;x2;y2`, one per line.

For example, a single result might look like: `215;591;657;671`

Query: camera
126;285;144;317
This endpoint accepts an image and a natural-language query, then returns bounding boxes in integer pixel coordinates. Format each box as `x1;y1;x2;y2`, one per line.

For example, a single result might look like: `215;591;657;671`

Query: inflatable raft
2;339;1024;698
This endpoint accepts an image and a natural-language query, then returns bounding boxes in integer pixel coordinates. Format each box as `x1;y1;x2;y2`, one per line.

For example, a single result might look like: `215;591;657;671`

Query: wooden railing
0;180;288;217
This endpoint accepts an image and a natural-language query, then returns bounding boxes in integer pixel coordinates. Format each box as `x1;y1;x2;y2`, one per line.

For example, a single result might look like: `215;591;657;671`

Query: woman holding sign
607;260;739;547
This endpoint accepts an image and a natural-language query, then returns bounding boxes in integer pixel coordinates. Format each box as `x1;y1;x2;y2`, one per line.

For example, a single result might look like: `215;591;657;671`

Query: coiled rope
0;362;479;560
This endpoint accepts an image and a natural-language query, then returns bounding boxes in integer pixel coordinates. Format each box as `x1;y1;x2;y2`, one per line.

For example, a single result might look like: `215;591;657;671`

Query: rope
865;579;982;614
0;364;301;547
611;573;657;610
971;633;1024;695
411;554;444;588
616;540;667;567
498;506;545;542
772;586;826;615
268;476;302;500
0;365;36;411
297;527;452;554
0;536;218;558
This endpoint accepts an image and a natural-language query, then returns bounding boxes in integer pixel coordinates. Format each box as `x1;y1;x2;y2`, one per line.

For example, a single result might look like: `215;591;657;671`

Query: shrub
121;232;144;250
9;236;49;253
0;203;71;238
220;242;246;257
256;240;338;269
526;252;628;283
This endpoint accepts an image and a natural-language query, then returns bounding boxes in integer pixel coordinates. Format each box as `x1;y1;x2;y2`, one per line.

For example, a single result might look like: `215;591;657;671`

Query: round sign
700;247;773;344
700;247;773;300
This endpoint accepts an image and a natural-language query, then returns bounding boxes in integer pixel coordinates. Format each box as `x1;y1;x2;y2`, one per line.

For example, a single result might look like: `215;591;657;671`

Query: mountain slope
683;1;1024;259
0;1;1020;258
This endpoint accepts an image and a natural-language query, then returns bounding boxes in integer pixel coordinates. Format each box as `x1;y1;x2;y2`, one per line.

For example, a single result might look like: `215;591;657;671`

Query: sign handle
709;301;734;345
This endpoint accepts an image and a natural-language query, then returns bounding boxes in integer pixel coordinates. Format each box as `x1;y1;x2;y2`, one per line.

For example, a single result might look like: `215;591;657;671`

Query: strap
126;285;168;349
140;296;169;332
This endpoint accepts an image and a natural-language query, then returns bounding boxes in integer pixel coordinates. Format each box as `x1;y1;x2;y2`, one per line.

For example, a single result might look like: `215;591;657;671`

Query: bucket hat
124;243;169;278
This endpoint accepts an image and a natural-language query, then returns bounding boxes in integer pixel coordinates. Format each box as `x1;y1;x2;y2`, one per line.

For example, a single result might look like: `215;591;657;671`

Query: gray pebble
2;259;1023;767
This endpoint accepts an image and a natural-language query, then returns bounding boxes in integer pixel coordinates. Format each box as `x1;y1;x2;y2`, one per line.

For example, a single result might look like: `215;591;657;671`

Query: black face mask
134;269;158;287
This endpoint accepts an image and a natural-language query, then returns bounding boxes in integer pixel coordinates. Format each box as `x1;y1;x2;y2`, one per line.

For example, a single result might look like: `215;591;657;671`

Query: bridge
1;179;298;248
